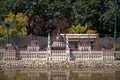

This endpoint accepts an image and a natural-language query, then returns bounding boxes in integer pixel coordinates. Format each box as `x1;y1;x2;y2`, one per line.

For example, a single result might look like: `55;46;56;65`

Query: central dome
51;33;66;50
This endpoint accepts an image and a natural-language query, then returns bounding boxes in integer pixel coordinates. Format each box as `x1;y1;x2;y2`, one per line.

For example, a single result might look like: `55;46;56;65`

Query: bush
0;53;3;60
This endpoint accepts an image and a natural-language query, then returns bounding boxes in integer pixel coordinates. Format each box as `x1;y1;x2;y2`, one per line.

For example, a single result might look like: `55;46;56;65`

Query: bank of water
0;60;120;80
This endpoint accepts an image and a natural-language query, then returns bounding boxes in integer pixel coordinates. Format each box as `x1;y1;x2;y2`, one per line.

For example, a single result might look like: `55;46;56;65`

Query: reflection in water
1;68;120;80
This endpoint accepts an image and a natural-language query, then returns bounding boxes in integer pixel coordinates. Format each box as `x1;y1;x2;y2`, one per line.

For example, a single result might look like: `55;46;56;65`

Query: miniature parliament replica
3;33;114;61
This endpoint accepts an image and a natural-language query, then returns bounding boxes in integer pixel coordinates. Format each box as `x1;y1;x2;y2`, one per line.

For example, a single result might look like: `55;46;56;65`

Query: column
66;36;69;49
48;33;50;49
89;49;91;60
112;48;115;60
101;50;103;60
47;33;51;61
66;36;70;61
96;33;100;50
29;33;33;46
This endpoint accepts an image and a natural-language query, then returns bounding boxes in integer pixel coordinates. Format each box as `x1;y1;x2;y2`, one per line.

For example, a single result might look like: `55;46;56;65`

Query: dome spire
51;31;65;50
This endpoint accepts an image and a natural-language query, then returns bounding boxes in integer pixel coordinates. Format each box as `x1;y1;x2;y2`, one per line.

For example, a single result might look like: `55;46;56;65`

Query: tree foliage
0;0;120;36
0;12;27;40
68;24;88;34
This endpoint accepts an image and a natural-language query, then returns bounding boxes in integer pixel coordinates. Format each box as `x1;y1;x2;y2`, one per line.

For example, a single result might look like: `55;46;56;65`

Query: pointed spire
48;33;50;49
29;33;33;46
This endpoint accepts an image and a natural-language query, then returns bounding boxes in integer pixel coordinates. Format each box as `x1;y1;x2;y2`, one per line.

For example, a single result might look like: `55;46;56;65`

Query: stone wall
1;60;120;69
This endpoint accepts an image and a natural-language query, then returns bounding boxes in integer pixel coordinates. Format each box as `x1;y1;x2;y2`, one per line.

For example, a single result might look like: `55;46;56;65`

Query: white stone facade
3;34;115;61
19;48;115;61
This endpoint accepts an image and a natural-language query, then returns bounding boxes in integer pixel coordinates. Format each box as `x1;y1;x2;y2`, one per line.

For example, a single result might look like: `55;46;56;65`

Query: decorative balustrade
3;44;17;60
71;50;114;61
20;50;47;60
3;48;115;61
51;50;67;61
103;49;115;60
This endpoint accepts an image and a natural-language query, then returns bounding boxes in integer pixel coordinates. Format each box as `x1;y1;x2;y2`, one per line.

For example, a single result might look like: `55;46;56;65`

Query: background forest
0;0;120;40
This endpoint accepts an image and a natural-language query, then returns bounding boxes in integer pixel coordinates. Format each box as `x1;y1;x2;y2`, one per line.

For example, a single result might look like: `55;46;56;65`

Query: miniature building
60;34;115;61
20;36;48;60
27;40;40;51
51;33;68;61
3;33;115;61
51;33;66;50
3;44;17;60
78;40;91;51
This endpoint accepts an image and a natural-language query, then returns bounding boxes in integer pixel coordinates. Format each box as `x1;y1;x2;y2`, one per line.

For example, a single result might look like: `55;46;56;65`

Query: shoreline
0;60;120;69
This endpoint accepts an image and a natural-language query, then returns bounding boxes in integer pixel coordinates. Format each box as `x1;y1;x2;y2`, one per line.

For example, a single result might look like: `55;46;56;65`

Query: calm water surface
0;68;120;80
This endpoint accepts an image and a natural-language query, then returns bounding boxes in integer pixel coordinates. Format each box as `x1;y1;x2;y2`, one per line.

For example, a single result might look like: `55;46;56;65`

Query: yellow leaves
0;12;28;40
5;12;27;37
86;29;96;34
15;13;28;25
5;12;15;23
68;23;97;34
4;12;27;24
0;25;5;34
14;12;27;36
68;24;88;34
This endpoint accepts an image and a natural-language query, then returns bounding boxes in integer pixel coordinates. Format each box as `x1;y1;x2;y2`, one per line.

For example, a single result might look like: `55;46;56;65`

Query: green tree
0;12;27;40
0;0;72;36
100;0;120;35
0;25;6;41
0;0;120;36
71;0;104;31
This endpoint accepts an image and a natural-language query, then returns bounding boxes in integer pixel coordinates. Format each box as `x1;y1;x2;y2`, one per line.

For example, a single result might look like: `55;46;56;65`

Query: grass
115;53;120;60
0;53;3;60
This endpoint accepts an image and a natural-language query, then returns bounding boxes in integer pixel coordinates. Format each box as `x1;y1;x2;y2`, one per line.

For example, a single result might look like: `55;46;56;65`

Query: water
0;68;120;80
